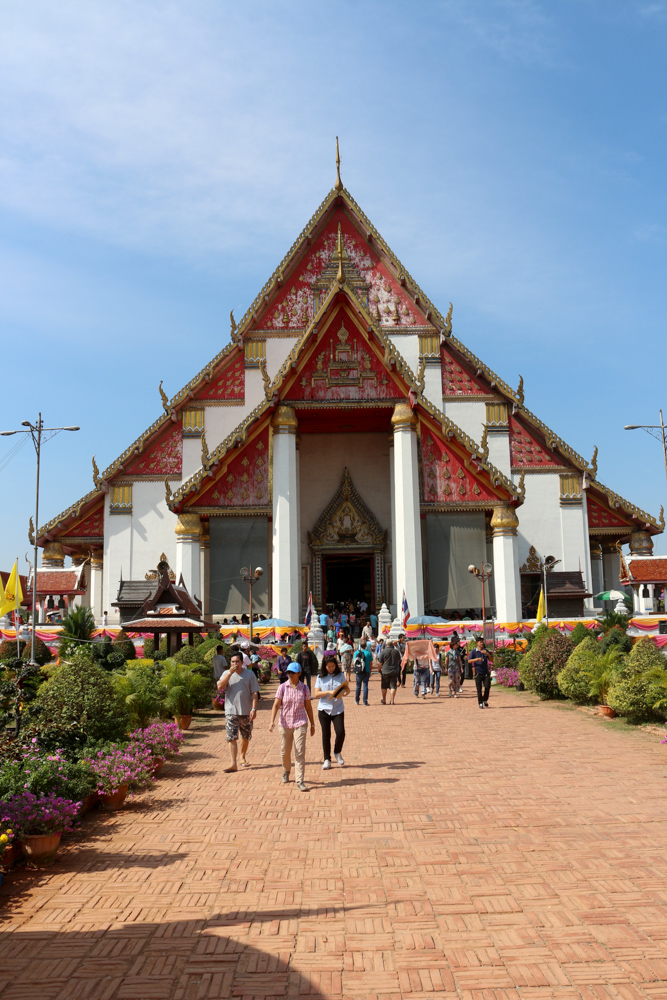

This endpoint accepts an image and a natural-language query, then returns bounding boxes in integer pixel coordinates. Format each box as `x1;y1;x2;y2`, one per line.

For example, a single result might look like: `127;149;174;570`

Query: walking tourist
413;650;430;699
212;644;228;683
339;637;354;682
378;640;401;705
430;643;442;696
217;651;260;772
468;638;493;709
353;639;373;705
445;638;463;697
275;646;291;683
268;662;315;791
313;654;349;769
296;638;317;692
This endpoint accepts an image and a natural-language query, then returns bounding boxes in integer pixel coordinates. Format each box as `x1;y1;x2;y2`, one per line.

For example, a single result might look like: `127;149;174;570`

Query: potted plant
0;826;15;878
86;744;154;811
161;663;210;730
0;792;79;864
129;722;185;774
211;690;225;712
585;649;625;717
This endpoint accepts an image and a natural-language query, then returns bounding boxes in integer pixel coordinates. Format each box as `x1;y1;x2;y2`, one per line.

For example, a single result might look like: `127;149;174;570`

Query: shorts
226;715;254;742
381;673;398;690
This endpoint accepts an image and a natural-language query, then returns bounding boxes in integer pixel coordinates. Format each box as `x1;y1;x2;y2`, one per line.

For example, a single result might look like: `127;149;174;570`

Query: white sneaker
335;753;345;766
322;759;331;770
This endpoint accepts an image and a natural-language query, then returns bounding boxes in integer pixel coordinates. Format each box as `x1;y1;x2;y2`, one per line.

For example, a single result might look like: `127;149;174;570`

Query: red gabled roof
35;569;86;596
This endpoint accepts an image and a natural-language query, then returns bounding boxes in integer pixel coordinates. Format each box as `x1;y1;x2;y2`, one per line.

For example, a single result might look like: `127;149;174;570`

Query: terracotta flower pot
21;832;62;865
211;698;225;711
79;793;98;815
1;844;19;869
600;705;617;718
174;714;192;731
98;785;129;811
152;758;165;776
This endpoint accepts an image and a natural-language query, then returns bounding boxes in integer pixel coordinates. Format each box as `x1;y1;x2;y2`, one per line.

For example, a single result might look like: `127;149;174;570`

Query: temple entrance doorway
322;554;373;612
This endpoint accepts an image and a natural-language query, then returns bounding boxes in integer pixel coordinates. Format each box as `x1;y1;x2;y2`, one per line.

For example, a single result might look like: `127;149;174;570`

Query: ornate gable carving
123;423;183;479
309;468;386;551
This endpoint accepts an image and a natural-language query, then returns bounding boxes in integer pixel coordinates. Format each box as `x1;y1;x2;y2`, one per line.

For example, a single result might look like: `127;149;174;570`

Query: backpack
353;650;366;675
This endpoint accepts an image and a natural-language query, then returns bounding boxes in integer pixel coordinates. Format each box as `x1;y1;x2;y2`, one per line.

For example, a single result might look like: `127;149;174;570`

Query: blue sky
1;0;666;574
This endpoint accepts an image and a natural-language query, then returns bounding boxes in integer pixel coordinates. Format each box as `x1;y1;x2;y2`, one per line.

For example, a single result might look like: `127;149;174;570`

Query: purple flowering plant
211;690;226;709
129;722;186;759
0;736;96;803
495;667;520;687
0;791;80;837
85;743;155;795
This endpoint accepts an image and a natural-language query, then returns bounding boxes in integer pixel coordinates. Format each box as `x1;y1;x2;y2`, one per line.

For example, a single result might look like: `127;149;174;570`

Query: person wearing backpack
353;639;373;706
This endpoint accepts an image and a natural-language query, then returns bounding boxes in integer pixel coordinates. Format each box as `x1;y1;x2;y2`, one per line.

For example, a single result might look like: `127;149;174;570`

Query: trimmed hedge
112;630;136;661
529;631;573;699
557;635;599;704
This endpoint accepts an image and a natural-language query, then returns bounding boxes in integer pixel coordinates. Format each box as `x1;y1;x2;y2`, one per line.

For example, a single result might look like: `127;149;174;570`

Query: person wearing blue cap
269;661;315;791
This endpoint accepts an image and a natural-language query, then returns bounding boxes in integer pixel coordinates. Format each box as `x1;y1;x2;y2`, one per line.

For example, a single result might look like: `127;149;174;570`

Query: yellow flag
0;561;23;617
536;586;545;623
0;573;5;611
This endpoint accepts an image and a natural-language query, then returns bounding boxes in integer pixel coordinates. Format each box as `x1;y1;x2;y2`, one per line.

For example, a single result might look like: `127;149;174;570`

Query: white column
272;405;299;622
490;506;522;623
391;402;424;617
602;543;621;591
175;513;201;598
89;552;104;624
389;438;396;615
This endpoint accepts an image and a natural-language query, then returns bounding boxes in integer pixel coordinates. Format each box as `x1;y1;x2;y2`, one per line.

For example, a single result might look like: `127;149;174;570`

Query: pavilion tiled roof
123;616;213;631
34;568;86;597
626;558;667;583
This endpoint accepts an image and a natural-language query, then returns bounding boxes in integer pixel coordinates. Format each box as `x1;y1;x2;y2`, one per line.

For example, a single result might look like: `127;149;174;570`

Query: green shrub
608;671;667;723
0;639;26;661
18;637;53;666
192;632;204;646
557;635;600;703
35;650;131;742
113;663;163;729
529;631;573;699
570;622;593;647
112;630;136;661
600;626;632;655
173;644;205;666
518;648;534;690
626;636;667;677
92;637;124;671
289;639;303;659
143;637;155;658
203;642;232;666
153;650;167;662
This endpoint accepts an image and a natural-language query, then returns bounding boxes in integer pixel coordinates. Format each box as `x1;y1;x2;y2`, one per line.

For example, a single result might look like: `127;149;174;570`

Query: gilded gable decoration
309;469;386;552
520;545;541;573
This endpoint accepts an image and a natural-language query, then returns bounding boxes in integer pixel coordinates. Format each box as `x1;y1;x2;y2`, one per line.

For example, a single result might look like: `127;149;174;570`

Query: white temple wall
182;436;202;482
297;433;392;567
560;502;590;576
388;333;420;379
203;405;246;453
128;482;177;579
487;430;511;478
423;361;443;410
265;336;299;378
442;399;485;445
514;473;564;566
103;497;132;624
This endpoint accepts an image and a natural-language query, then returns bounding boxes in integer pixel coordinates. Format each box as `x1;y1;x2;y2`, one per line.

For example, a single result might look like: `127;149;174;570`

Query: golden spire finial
334;136;343;193
334;222;345;282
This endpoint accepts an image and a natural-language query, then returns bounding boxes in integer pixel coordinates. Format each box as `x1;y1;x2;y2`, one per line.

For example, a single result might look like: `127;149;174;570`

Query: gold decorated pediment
309;468;386;551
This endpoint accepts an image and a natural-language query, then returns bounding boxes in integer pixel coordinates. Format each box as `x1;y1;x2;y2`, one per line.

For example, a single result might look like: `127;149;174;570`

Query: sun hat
286;662;301;673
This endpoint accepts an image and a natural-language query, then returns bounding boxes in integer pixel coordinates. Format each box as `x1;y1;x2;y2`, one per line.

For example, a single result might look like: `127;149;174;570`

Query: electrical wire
0;433;29;474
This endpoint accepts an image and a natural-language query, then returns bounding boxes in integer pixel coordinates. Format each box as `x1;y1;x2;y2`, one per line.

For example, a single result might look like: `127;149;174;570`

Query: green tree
529;630;573;699
35;650;130;742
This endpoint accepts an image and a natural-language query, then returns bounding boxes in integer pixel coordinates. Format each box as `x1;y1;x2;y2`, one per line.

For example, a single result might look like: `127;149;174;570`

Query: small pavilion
123;558;215;655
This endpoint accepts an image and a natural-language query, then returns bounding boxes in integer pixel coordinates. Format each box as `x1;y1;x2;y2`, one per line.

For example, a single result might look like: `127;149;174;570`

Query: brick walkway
2;679;667;1000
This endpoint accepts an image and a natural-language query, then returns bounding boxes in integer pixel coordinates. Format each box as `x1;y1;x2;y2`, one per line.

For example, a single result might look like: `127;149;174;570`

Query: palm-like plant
113;666;162;729
59;606;96;659
161;662;210;717
585;648;626;706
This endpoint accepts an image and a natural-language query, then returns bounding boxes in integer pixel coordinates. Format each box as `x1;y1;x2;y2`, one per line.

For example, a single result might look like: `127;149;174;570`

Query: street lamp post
467;562;493;623
624;410;667;492
0;414;80;662
240;565;264;643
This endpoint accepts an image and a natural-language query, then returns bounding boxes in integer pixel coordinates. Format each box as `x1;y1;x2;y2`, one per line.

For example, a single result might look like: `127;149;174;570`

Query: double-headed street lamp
240;565;263;644
1;414;80;662
468;562;493;622
624;409;667;491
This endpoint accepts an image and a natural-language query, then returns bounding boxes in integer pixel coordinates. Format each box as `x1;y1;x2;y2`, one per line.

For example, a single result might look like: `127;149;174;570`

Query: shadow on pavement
0;915;331;998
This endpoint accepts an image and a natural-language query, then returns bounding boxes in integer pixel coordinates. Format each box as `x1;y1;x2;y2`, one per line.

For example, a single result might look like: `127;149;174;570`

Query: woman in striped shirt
269;662;315;792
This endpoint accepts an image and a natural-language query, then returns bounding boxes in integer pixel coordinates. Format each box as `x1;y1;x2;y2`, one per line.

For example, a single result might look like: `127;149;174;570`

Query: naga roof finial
334;136;343;193
334;222;345;283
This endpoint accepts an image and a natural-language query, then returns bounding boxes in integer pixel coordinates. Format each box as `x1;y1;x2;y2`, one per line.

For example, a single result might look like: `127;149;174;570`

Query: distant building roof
113;580;156;608
123;616;212;631
626;557;667;584
33;566;86;597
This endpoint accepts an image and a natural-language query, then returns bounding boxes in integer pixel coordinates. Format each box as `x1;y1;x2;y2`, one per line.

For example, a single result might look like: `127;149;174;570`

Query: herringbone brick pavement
2;679;667;1000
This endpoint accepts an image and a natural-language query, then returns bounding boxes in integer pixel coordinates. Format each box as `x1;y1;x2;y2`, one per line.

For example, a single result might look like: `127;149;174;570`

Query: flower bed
495;667;519;687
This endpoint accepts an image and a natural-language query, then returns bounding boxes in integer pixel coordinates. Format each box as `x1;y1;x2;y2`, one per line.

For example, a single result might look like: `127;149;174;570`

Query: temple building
36;157;664;624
